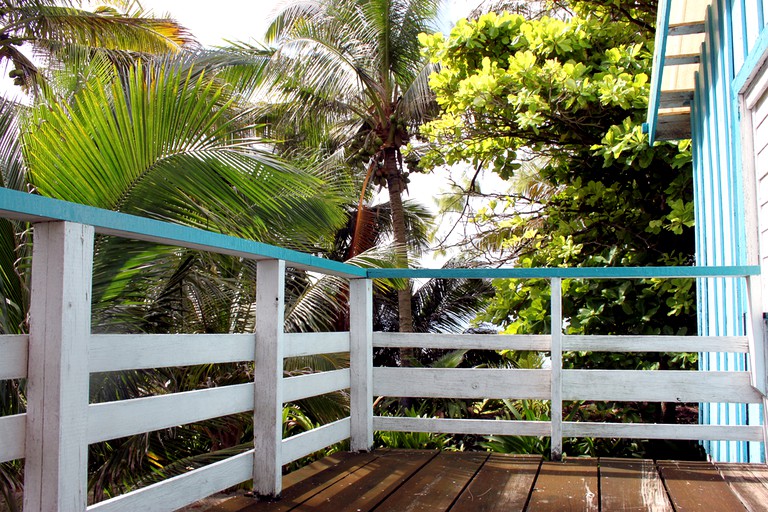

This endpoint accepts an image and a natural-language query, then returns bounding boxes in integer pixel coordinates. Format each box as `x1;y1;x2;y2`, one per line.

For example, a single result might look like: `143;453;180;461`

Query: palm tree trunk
384;147;415;367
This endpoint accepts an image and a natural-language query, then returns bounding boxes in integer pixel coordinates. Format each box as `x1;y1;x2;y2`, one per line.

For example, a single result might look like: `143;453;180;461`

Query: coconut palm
263;0;443;338
0;0;191;92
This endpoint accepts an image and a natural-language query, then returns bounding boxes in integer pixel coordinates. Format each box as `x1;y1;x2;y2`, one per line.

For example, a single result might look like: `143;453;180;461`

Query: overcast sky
141;0;479;48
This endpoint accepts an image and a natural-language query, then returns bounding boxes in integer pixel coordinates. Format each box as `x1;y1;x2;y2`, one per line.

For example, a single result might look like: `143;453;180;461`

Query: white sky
141;0;479;48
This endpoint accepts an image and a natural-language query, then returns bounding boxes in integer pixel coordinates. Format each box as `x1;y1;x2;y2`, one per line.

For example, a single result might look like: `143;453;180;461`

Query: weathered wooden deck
210;450;768;512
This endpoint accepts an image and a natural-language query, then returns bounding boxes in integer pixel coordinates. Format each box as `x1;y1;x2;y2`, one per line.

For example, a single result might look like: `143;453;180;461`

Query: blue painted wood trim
732;24;768;95
367;266;759;279
0;187;367;278
647;0;673;145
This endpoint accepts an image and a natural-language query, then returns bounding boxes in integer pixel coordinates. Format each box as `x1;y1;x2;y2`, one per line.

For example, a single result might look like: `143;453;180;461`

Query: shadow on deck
209;449;768;512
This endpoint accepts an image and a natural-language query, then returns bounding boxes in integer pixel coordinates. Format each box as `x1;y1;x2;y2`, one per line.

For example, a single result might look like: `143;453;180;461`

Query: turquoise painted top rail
0;187;759;279
367;266;759;279
0;187;366;278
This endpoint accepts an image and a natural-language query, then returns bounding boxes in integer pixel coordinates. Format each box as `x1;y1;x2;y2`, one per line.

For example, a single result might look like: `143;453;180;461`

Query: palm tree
0;0;191;92
263;0;443;339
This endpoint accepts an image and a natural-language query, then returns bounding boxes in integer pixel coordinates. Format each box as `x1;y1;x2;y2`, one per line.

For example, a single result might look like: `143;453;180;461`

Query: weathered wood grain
373;416;550;437
284;332;350;358
25;222;93;512
0;335;27;379
89;333;254;372
452;454;541;512
88;450;253;512
373;332;550;351
562;335;749;353
234;451;384;512
374;451;488;512
658;460;747;511
280;450;436;512
0;413;25;462
600;458;672;511
281;418;351;465
373;367;550;399
562;369;762;403
253;259;285;497
349;279;373;451
528;458;599;511
717;463;768;512
563;422;764;442
88;383;253;443
282;369;350;403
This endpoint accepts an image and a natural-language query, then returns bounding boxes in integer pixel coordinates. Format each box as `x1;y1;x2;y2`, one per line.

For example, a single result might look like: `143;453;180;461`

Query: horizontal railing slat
373;332;550;351
283;369;350;403
562;370;762;403
0;414;25;462
281;418;351;465
87;450;254;512
88;384;253;444
284;332;350;357
562;335;749;353
373;416;551;437
562;422;764;442
373;368;550;400
90;334;254;372
0;335;28;380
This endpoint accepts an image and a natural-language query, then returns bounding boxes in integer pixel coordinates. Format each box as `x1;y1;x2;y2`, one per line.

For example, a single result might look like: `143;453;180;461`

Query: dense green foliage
418;5;700;457
420;8;695;338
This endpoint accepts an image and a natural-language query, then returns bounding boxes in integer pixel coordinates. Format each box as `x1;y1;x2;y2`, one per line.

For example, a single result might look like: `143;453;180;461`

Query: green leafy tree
419;6;698;452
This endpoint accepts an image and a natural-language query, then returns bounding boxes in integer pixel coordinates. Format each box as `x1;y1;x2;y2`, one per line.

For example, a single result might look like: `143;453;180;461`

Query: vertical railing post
745;274;768;460
550;277;563;461
25;222;93;511
254;259;285;498
349;278;373;451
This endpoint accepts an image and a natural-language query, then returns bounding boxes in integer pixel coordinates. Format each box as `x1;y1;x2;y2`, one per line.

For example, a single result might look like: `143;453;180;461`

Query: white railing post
349;278;373;451
744;275;768;459
25;221;94;511
550;277;563;461
253;259;285;498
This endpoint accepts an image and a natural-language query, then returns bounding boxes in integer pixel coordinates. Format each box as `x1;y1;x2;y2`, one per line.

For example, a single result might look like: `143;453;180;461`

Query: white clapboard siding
284;332;350;358
0;414;25;462
562;335;749;353
373;332;550;351
283;369;351;403
562;422;765;442
373;368;550;400
88;383;253;444
89;334;254;372
87;450;254;512
281;418;351;465
0;335;28;380
562;370;763;403
373;416;551;437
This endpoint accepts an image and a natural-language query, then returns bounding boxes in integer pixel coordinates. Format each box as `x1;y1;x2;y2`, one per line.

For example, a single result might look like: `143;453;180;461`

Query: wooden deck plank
451;454;541;512
233;451;382;511
658;460;747;511
527;458;599;511
599;458;672;511
373;451;489;512
283;449;437;512
717;463;768;512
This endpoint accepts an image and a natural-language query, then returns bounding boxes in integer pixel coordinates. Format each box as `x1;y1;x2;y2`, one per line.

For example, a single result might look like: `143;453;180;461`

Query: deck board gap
521;456;544;512
367;450;441;512
445;452;491;511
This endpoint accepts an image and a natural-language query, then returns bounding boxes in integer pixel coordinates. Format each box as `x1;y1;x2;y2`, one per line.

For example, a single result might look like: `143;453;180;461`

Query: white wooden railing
0;188;767;511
